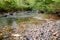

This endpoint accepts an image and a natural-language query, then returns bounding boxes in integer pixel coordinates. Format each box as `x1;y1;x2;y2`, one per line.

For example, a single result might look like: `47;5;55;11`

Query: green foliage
53;0;60;2
0;0;60;12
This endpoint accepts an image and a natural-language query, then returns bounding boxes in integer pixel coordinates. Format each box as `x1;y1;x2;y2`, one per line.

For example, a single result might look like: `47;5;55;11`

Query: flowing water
12;21;19;33
0;12;60;40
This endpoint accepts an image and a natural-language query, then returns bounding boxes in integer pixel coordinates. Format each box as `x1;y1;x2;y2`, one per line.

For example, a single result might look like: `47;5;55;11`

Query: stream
0;12;60;40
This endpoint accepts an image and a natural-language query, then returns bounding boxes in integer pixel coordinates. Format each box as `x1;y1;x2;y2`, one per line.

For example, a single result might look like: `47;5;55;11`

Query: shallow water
0;13;60;40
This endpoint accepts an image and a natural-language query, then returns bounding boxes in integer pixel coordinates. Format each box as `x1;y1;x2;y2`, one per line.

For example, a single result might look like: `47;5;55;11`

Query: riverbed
0;13;60;40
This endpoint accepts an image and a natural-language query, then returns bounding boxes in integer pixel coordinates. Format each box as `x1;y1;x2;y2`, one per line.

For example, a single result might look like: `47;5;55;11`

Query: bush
0;0;60;13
